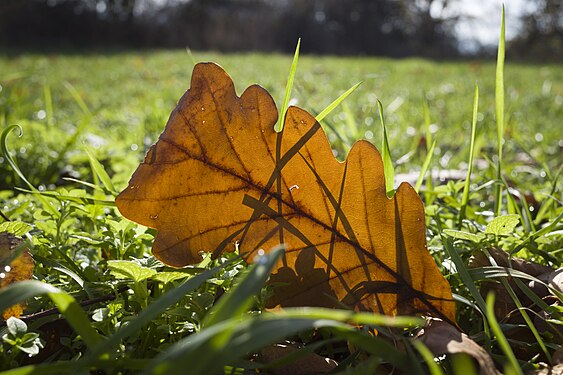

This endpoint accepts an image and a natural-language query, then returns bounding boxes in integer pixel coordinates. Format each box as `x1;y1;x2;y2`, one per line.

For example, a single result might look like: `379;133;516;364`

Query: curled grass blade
1;125;58;216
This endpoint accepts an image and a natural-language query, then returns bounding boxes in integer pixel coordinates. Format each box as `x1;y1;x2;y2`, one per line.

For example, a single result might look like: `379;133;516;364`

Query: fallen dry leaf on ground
0;232;34;319
470;247;562;340
417;318;500;375
260;342;338;375
116;62;455;321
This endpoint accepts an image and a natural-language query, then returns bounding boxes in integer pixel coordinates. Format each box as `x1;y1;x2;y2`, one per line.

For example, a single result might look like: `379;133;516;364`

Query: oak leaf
0;232;34;319
116;63;455;321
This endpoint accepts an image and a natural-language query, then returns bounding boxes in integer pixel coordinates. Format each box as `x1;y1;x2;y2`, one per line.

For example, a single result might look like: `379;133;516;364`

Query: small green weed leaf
443;229;485;243
0;222;33;236
6;317;27;336
108;260;157;283
152;271;191;284
87;260;233;360
485;214;520;236
92;308;109;322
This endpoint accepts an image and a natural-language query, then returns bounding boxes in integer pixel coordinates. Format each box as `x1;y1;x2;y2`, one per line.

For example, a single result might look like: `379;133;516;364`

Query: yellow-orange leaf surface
116;63;455;321
0;233;34;319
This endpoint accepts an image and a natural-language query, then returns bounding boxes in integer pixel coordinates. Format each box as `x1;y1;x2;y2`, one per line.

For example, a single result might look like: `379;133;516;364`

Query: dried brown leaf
0;232;34;319
417;318;500;375
116;63;455;321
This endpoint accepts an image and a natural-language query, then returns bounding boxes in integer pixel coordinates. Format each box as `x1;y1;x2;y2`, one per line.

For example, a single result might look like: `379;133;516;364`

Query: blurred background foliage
0;0;561;60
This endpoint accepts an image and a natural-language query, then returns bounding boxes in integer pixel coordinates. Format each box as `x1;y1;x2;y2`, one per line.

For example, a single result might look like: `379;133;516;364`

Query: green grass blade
47;292;104;349
0;361;79;375
422;92;432;149
15;188;116;207
0;281;59;313
63;81;91;118
276;39;300;132
438;224;487;314
412;340;444;375
204;246;284;326
500;279;551;361
84;145;116;194
378;100;395;197
315;82;362;123
149;312;414;375
459;85;479;224
494;6;505;216
422;93;434;198
485;293;523;375
415;139;436;192
43;83;54;127
272;307;423;327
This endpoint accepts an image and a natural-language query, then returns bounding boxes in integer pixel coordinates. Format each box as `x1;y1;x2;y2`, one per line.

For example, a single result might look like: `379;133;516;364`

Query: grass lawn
0;50;561;373
1;51;561;187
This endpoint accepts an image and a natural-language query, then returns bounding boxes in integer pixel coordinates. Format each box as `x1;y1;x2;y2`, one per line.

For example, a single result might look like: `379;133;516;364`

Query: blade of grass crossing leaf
412;340;445;375
459;85;479;225
378;100;395;197
150;315;414;375
276;38;300;132
415;139;436;192
315;82;362;123
486;293;523;375
204;246;284;326
1;125;58;216
494;6;505;216
85;145;116;194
